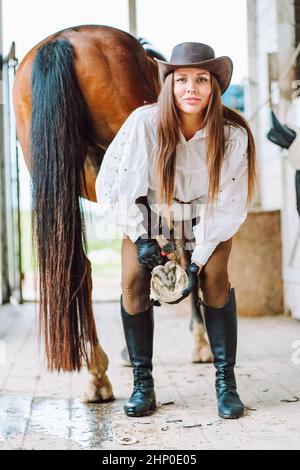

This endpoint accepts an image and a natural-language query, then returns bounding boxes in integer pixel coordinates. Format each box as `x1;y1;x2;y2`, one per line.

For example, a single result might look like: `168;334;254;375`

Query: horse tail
31;38;98;371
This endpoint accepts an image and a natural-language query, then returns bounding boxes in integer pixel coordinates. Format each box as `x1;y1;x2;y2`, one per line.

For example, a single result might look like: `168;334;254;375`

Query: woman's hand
135;237;165;270
182;262;203;296
167;262;203;304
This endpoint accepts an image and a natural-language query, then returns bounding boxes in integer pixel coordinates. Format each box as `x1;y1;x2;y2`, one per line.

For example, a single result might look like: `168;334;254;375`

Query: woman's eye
176;77;207;83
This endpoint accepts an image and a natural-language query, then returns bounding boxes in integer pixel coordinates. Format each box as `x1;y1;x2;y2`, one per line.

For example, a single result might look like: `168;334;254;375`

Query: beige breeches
121;235;232;315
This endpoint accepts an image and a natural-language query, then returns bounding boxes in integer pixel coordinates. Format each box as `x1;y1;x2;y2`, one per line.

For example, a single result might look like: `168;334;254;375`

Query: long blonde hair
156;72;257;223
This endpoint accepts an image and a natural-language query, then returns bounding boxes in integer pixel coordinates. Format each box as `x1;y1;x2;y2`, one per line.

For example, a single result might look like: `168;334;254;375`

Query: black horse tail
31;38;98;371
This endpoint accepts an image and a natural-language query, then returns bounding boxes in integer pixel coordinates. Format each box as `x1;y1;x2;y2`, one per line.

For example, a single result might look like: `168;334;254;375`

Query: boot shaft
201;288;237;371
120;296;154;370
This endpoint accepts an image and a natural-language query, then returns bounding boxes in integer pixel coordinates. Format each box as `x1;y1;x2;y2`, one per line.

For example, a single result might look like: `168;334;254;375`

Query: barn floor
1;300;300;450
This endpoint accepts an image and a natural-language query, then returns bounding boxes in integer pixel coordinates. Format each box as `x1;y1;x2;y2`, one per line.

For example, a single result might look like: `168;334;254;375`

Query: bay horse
12;25;212;403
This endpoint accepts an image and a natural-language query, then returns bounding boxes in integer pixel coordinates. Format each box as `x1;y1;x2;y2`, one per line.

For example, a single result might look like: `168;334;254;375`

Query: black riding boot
202;288;244;419
120;296;156;417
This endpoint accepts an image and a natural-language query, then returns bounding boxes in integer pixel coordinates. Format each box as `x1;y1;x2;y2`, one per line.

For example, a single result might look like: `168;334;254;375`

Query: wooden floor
1;300;300;450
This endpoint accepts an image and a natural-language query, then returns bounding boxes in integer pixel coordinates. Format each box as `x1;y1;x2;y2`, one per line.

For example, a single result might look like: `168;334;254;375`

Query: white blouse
95;103;249;266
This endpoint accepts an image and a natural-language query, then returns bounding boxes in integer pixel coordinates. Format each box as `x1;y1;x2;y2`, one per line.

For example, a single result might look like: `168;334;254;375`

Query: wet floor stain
0;394;115;449
0;393;218;450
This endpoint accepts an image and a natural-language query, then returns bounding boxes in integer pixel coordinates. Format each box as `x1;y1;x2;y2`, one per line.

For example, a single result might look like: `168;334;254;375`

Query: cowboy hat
155;42;233;95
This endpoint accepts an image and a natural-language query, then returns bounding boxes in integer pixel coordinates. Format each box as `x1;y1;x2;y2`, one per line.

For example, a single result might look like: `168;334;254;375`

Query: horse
12;25;212;403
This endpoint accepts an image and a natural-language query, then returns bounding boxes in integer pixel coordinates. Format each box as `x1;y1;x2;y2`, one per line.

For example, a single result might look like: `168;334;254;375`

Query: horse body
12;25;211;400
13;25;159;200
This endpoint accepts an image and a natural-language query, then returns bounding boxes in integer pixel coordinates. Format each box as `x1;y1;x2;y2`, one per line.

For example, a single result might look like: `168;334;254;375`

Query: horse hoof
191;323;213;363
81;374;115;403
192;345;213;363
120;346;132;367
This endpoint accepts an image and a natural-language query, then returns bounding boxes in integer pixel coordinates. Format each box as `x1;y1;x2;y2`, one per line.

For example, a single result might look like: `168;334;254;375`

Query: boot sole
125;401;157;418
218;411;244;419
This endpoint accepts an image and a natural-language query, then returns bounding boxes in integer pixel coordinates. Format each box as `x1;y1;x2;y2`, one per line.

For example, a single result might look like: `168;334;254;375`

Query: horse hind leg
81;343;115;403
190;277;213;364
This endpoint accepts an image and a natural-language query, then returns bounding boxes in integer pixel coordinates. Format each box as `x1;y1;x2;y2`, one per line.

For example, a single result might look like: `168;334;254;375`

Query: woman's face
173;67;212;117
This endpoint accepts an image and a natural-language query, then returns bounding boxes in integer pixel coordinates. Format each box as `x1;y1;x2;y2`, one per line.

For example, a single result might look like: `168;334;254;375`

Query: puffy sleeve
191;126;249;266
95;108;153;242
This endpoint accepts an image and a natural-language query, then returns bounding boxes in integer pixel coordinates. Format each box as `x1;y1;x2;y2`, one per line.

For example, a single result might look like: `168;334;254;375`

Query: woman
96;42;257;419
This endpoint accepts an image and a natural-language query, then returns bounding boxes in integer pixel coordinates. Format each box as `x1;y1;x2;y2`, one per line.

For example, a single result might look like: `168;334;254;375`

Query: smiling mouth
184;98;201;103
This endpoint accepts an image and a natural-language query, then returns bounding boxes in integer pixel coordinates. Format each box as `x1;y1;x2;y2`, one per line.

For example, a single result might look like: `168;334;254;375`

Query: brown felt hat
155;42;233;95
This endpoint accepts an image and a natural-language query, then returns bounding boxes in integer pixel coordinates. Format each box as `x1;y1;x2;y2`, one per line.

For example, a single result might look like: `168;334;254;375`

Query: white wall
248;0;300;318
277;0;300;319
248;0;283;210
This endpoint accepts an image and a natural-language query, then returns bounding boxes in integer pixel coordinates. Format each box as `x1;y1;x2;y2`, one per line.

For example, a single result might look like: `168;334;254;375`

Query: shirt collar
179;127;208;144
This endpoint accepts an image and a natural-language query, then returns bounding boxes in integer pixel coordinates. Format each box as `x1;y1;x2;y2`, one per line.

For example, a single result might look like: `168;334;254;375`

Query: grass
21;210;122;280
20;211;37;275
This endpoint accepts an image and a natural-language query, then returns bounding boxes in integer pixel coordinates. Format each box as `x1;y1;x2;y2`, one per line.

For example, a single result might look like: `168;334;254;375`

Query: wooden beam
0;0;10;304
246;0;261;208
128;0;137;36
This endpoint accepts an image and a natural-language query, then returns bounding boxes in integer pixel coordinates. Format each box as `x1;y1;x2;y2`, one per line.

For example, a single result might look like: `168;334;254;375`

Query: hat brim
154;56;233;95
